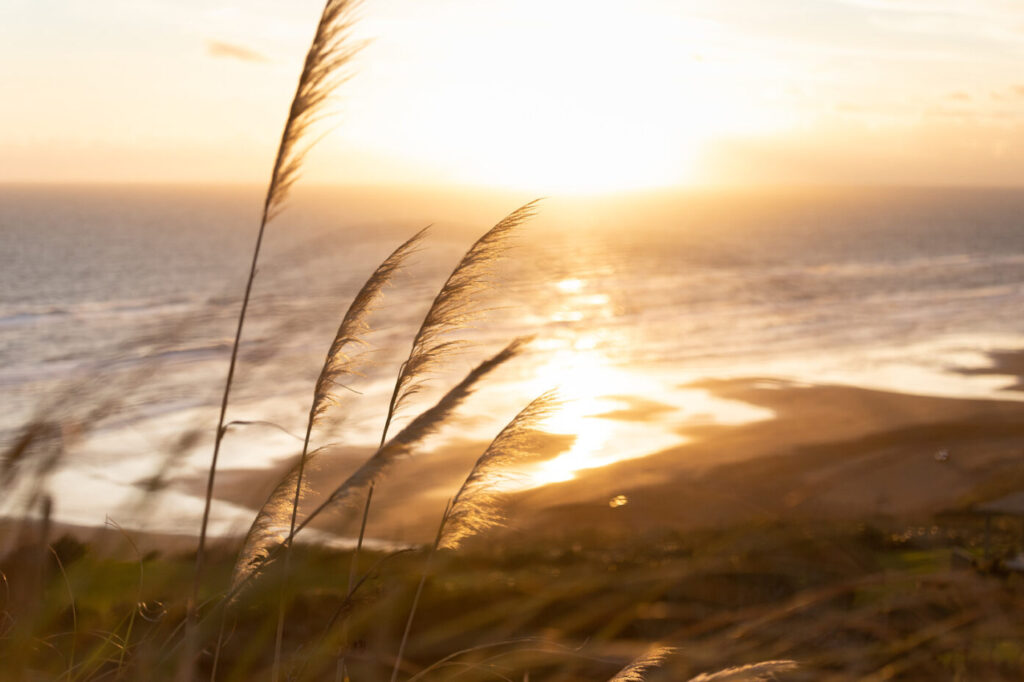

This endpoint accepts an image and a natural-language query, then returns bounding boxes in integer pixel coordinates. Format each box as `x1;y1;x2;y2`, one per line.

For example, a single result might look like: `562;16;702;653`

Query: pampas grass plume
439;391;558;550
318;337;531;522
230;229;423;594
609;645;676;681
687;660;798;681
380;200;541;442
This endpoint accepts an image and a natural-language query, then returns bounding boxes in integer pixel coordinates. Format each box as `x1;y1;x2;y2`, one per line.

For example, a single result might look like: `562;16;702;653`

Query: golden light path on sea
508;278;776;490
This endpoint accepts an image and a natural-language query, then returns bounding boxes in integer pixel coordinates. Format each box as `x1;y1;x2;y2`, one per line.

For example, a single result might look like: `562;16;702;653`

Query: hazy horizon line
3;179;1024;196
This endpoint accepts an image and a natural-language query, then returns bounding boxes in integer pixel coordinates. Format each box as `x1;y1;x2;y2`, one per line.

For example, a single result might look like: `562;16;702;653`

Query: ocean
3;184;1024;538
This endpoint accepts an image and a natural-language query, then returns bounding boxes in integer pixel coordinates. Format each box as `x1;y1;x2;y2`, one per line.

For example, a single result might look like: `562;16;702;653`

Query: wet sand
517;376;1024;539
197;349;1024;545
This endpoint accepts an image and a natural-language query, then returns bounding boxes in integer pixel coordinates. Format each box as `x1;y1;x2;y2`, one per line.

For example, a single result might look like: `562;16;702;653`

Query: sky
2;0;1024;192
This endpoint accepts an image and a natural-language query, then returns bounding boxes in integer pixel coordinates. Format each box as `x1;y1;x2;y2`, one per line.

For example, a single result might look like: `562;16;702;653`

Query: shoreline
10;348;1024;552
178;348;1024;545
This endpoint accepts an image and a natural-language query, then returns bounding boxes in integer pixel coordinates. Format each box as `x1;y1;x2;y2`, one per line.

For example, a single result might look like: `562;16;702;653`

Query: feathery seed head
439;390;558;550
264;0;363;221
322;338;532;520
229;448;326;596
386;201;541;431
309;227;427;425
686;660;798;682
609;645;676;682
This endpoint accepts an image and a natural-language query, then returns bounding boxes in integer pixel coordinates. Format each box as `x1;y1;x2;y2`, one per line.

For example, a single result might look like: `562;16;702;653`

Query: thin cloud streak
206;39;269;63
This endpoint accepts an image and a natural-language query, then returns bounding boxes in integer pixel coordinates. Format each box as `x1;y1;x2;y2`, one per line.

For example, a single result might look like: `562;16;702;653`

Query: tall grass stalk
608;646;675;681
226;339;528;603
345;201;541;628
185;3;359;678
268;229;425;679
286;338;530;541
390;392;555;681
389;500;450;682
201;341;527;674
686;660;798;682
438;392;556;550
379;200;540;446
190;0;359;597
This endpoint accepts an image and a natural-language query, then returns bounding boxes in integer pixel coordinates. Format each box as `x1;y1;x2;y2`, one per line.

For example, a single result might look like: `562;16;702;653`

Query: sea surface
3;184;1024;537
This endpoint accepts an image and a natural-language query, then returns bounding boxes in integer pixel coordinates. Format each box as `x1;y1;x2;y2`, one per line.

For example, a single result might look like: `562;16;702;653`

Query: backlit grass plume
350;201;539;627
229;449;323;595
308;228;427;426
194;0;362;611
609;645;676;682
686;660;798;682
230;231;422;590
286;228;425;544
438;391;558;549
379;201;541;445
243;229;422;678
390;390;555;682
230;226;424;593
224;339;528;603
262;0;362;222
302;338;531;530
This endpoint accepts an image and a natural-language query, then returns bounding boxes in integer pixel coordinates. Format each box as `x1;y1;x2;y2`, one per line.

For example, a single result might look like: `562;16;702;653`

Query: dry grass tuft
302;338;531;533
609;645;676;681
309;228;427;426
380;200;541;443
229;447;324;594
230;228;424;595
261;0;362;222
439;391;558;550
194;0;363;617
687;660;798;681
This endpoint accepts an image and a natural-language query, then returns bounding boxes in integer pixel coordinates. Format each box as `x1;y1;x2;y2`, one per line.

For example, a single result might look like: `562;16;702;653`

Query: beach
181;349;1024;546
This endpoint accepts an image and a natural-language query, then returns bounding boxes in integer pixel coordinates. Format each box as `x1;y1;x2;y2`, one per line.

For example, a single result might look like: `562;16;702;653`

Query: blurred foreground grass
3;515;1023;680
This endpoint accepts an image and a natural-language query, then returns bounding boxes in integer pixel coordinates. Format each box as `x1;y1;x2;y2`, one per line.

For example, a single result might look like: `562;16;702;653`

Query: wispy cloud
828;0;1024;43
831;0;1021;18
205;39;268;63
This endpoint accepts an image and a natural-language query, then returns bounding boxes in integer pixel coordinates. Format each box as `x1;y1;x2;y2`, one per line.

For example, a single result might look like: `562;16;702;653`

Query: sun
328;1;793;193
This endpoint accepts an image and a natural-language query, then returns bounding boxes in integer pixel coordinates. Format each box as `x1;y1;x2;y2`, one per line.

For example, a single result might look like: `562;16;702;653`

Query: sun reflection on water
521;346;628;487
503;274;775;491
556;278;585;293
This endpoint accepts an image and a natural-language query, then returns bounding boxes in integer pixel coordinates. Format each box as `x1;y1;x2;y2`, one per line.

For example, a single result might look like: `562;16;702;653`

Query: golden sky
3;0;1023;191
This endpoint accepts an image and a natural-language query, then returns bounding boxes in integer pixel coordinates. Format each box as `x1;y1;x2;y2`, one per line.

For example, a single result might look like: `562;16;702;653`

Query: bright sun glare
512;285;670;488
498;275;777;489
350;2;789;193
